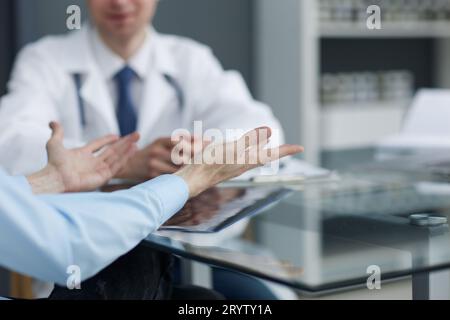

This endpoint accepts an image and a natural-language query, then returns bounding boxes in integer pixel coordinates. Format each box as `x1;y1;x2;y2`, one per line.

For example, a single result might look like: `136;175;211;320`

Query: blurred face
87;0;157;40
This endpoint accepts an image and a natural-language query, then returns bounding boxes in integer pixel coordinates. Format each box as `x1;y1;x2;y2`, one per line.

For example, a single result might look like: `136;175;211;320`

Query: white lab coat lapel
138;72;176;139
138;31;181;139
80;70;118;134
62;26;119;136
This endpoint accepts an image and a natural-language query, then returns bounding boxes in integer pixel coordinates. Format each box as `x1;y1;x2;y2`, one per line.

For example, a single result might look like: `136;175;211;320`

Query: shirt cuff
11;176;33;193
135;174;189;225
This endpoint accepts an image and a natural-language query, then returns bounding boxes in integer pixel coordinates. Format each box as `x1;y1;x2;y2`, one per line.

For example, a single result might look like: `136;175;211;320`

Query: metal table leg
180;259;213;289
413;270;450;300
411;219;450;300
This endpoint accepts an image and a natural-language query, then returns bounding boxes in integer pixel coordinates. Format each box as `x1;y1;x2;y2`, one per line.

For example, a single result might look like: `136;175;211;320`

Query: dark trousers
49;245;224;300
49;244;173;300
49;244;223;300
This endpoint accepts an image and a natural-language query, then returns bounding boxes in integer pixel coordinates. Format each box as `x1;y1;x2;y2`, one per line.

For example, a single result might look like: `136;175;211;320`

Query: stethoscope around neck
72;72;185;128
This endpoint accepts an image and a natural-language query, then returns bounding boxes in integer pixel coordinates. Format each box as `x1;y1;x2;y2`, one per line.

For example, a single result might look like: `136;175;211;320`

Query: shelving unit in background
254;0;450;165
321;21;450;38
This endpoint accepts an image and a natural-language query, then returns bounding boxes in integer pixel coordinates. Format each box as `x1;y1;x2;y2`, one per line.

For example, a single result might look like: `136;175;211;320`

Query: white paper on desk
378;135;450;150
231;158;330;182
378;89;450;150
415;182;450;196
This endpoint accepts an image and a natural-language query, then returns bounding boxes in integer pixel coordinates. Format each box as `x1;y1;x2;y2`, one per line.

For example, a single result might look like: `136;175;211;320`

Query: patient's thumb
48;121;64;145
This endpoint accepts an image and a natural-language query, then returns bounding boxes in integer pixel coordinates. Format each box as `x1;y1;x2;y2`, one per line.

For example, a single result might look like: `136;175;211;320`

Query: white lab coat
0;27;283;175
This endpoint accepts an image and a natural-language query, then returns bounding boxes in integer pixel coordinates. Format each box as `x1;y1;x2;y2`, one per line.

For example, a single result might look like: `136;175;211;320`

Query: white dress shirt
89;26;154;114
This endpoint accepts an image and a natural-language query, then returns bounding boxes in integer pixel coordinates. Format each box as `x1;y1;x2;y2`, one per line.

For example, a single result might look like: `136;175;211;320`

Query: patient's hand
27;122;139;194
175;127;304;198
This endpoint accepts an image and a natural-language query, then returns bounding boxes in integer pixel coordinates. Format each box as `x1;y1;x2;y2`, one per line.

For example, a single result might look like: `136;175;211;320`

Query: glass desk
143;164;450;299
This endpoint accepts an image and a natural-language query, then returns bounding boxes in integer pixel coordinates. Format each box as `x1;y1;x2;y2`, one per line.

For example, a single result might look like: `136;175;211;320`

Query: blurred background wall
0;1;16;97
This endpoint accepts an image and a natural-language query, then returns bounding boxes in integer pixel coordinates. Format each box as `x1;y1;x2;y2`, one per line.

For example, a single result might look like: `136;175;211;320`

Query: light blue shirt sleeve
0;170;188;286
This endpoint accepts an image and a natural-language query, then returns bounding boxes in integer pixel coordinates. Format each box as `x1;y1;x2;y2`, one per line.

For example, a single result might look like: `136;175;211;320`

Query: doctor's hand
27;122;139;194
116;136;203;181
175;127;304;198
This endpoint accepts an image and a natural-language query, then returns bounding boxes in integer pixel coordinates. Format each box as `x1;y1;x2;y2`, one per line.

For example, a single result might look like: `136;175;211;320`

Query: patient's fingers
121;132;140;146
98;132;139;160
234;127;272;159
265;144;304;164
84;134;119;153
99;147;115;162
103;140;136;166
243;144;303;170
148;158;179;174
48;122;64;143
110;134;137;156
46;122;65;153
110;144;137;174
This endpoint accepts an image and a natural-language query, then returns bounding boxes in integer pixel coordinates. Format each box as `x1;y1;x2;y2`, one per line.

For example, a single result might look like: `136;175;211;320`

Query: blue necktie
115;66;137;136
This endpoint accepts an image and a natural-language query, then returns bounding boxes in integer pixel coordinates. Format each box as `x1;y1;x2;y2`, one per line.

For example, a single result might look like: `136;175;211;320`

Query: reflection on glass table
145;169;450;297
160;186;290;233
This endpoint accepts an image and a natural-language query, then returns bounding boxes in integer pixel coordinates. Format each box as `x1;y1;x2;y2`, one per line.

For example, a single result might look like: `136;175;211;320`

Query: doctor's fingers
83;134;119;153
170;140;199;165
152;137;178;149
180;139;206;157
147;145;174;162
147;158;179;175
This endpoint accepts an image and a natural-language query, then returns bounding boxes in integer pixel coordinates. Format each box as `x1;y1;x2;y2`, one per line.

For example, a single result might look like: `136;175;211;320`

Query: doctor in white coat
0;0;289;300
0;0;283;179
